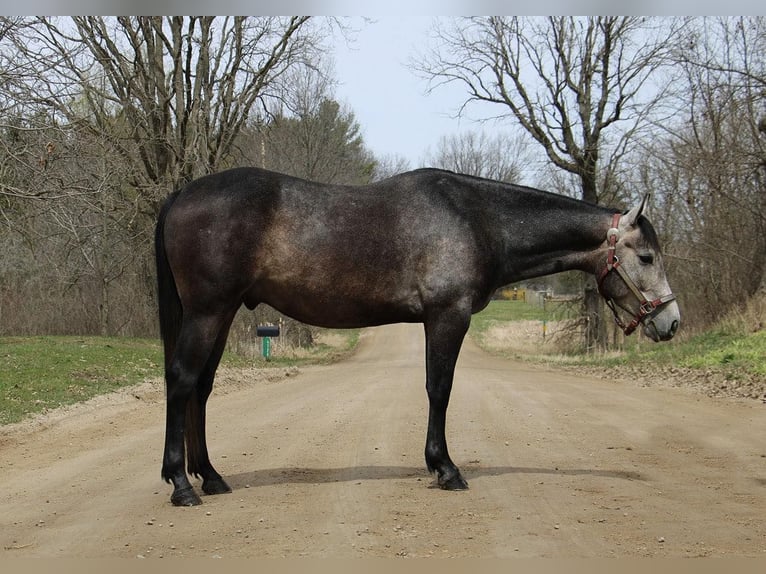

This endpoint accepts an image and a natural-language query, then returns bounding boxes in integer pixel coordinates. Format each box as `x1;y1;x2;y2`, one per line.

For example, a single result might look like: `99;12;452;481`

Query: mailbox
255;325;280;338
256;324;279;359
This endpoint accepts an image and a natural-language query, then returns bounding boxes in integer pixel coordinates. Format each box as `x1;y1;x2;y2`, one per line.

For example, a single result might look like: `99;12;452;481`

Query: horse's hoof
171;486;202;506
439;473;469;491
202;477;232;496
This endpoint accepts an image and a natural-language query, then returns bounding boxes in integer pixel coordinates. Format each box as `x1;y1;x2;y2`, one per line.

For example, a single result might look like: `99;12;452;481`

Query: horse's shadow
224;465;644;490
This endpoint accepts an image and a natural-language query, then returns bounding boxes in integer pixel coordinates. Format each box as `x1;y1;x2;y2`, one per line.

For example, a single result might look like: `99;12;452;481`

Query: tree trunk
583;279;605;351
580;167;607;350
99;277;110;337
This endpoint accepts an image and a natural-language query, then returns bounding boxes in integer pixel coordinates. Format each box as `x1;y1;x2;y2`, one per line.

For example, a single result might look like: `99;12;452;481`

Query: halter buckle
639;300;657;316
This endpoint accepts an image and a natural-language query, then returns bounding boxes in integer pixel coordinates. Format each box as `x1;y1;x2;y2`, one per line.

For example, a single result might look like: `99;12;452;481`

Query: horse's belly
245;275;424;329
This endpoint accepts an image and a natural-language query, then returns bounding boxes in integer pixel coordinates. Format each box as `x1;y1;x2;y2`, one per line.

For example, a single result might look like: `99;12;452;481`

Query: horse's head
597;197;680;342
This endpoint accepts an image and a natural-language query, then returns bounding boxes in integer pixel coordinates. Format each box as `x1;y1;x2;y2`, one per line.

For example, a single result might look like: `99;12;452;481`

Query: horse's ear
621;194;650;228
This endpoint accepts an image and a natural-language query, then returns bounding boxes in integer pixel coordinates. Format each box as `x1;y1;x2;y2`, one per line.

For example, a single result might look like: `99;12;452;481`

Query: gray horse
155;167;679;506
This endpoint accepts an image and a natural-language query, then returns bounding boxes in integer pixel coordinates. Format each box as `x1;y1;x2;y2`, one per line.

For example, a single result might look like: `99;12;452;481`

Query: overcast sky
331;17;502;170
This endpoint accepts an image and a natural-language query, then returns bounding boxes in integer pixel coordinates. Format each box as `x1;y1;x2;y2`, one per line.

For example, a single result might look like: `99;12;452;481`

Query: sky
331;17;498;170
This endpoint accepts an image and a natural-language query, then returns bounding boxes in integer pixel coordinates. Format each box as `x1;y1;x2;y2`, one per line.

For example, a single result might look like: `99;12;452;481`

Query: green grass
308;328;361;364
469;299;576;336
469;299;576;343
470;299;766;383
0;329;361;426
608;328;766;376
0;336;163;425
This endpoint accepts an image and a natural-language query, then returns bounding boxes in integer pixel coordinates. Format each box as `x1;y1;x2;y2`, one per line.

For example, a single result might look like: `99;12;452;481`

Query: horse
155;167;680;506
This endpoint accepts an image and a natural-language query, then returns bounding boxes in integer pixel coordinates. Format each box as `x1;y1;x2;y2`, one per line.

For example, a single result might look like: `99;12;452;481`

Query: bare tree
0;16;325;336
372;153;411;181
417;17;679;349
677;17;766;296
422;129;530;183
0;108;158;335
642;17;766;328
2;16;318;214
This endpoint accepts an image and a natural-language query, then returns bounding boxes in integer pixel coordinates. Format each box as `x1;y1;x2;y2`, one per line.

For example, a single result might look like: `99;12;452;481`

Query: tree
422;129;530;182
255;99;376;184
0;16;325;336
0;107;161;335
2;16;319;215
676;17;766;296
372;153;411;181
640;17;766;328
418;17;679;349
231;61;377;185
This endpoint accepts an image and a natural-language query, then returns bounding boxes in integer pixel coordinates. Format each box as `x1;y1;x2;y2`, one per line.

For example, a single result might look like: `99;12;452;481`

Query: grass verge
469;297;766;399
0;329;360;426
597;328;766;376
0;336;163;425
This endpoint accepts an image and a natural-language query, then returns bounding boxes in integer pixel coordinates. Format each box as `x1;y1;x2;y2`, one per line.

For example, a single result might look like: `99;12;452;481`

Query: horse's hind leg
162;311;231;506
186;309;237;497
423;306;471;490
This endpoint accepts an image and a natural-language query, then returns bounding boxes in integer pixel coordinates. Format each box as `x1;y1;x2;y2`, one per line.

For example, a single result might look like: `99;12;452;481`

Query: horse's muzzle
643;302;680;342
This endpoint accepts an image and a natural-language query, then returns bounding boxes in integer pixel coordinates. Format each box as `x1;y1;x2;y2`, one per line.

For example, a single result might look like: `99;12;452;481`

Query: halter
597;213;676;336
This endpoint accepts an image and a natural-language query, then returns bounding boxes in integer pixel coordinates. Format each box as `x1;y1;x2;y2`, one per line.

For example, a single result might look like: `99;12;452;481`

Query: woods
420;16;766;347
0;16;371;342
1;16;764;350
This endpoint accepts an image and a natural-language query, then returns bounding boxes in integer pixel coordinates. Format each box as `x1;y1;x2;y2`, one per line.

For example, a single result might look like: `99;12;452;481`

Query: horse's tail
155;191;182;372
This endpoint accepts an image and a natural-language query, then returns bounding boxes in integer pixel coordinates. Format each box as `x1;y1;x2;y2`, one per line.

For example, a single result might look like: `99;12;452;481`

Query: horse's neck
492;201;612;285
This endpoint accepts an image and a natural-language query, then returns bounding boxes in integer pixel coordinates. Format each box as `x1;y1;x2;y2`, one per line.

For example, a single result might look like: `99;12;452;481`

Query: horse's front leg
423;307;470;490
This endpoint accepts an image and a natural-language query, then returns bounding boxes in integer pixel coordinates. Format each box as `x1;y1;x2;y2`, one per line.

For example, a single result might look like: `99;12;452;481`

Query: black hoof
202;476;232;496
439;473;469;491
171;486;202;506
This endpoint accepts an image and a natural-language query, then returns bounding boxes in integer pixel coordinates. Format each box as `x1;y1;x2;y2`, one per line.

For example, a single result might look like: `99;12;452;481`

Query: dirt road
1;323;765;557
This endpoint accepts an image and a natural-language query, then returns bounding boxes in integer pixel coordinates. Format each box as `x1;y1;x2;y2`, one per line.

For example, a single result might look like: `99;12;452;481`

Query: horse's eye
638;252;654;265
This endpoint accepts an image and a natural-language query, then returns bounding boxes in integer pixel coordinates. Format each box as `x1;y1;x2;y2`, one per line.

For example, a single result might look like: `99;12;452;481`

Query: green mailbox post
255;325;280;359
